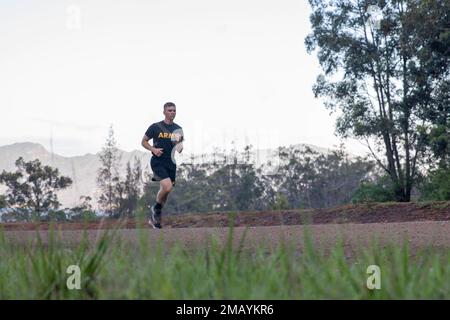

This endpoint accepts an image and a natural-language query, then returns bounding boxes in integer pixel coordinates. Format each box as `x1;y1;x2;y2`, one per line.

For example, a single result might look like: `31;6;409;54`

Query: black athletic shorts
150;156;176;185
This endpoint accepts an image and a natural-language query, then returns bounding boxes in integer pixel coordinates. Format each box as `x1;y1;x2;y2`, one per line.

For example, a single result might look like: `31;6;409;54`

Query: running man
141;102;184;229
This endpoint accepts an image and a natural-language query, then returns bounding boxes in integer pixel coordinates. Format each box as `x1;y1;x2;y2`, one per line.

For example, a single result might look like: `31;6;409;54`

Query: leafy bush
419;166;450;201
0;195;6;208
352;175;396;203
69;210;99;222
270;193;290;210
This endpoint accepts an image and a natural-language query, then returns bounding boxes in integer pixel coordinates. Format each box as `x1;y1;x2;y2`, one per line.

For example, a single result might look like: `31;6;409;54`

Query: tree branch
363;137;390;174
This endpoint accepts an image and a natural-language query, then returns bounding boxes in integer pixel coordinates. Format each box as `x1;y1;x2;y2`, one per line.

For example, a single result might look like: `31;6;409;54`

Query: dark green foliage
352;175;397;203
0;194;6;208
115;158;143;217
305;0;450;201
272;146;374;208
0;157;72;216
141;144;374;214
97;126;143;218
0;208;31;222
205;145;266;212
141;145;268;214
67;196;98;221
68;210;98;222
97;125;121;217
428;123;450;167
41;210;69;222
419;166;450;201
269;193;290;210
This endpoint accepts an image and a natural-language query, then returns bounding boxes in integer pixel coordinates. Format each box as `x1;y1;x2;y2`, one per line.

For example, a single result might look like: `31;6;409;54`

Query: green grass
0;222;449;299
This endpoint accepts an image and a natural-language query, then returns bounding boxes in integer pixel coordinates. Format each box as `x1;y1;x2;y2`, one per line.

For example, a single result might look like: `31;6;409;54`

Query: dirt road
4;220;449;254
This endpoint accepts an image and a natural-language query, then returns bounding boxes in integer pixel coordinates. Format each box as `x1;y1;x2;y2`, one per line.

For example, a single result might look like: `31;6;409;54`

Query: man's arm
141;135;155;153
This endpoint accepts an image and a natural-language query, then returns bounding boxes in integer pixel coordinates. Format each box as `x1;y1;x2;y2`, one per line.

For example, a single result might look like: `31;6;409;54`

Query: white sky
0;0;369;157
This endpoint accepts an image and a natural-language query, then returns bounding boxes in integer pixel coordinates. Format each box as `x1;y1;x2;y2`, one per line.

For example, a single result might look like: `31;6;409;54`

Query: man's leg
156;178;173;207
149;178;173;228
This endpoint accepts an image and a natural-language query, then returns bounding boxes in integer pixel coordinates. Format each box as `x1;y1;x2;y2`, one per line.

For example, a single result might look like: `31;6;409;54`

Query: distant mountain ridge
0;142;338;208
0;142;150;208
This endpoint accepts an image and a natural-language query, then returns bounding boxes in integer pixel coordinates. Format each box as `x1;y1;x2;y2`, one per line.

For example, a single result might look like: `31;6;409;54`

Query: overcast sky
1;0;368;157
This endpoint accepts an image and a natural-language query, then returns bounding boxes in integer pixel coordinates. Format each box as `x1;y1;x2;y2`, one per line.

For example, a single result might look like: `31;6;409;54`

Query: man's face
164;106;176;120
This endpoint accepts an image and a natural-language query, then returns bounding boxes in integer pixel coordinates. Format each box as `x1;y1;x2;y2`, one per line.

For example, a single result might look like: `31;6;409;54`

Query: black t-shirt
145;121;183;164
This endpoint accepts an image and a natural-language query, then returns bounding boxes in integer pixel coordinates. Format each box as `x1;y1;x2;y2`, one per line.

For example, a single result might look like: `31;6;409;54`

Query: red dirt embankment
2;201;449;231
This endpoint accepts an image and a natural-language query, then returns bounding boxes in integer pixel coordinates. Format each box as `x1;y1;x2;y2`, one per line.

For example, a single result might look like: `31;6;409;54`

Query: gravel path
4;221;450;254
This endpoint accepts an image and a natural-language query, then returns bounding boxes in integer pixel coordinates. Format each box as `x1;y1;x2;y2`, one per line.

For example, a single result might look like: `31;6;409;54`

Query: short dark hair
164;102;176;109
